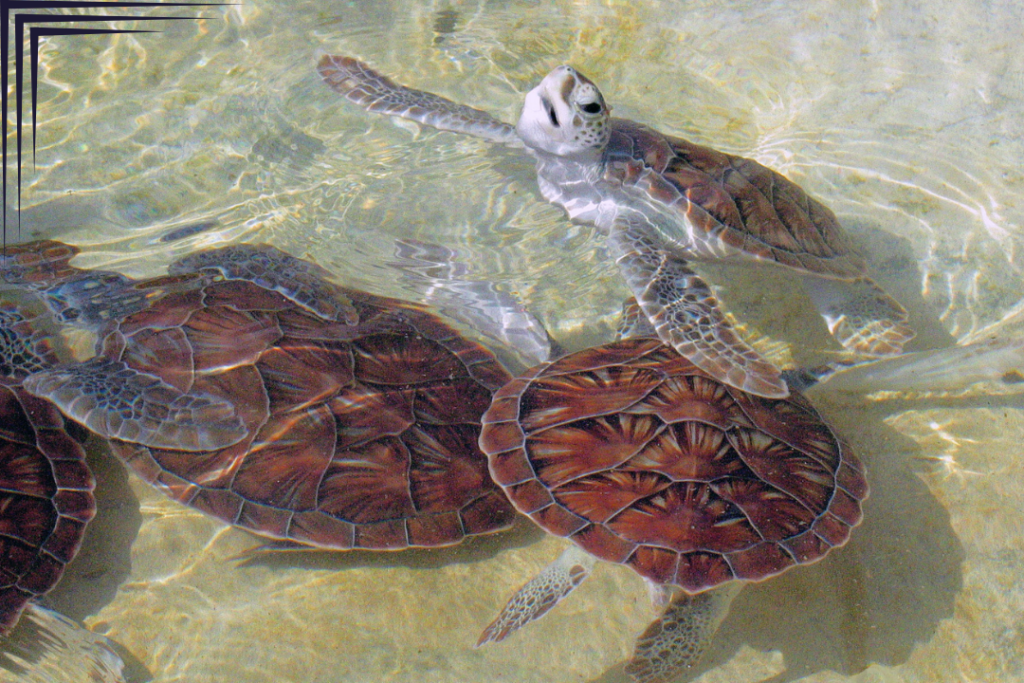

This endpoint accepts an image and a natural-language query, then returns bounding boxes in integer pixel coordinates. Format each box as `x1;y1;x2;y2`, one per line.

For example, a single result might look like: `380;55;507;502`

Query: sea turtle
0;239;517;635
0;301;95;635
475;334;868;683
317;55;915;399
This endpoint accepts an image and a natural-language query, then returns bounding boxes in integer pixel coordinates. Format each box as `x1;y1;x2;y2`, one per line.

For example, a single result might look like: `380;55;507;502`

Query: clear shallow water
3;0;1024;681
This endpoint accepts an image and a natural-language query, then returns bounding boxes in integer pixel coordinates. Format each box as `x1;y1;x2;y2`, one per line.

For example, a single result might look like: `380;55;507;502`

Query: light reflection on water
4;0;1024;681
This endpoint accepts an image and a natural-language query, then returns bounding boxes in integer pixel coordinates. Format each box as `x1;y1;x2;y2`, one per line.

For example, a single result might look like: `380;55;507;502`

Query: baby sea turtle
476;336;867;683
318;55;915;399
1;239;516;601
0;302;95;635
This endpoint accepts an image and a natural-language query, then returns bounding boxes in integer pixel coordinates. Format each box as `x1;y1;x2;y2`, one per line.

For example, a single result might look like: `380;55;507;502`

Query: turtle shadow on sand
236;514;546;573
42;440;141;626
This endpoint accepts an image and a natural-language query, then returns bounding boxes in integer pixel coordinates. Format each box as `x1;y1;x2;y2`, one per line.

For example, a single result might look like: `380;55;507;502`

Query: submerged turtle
476;334;868;683
318;55;915;399
0;239;517;631
0;302;95;635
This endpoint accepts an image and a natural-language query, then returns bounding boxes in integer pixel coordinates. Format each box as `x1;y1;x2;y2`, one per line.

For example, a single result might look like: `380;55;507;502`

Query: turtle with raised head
318;55;915;399
0;239;518;634
475;333;868;683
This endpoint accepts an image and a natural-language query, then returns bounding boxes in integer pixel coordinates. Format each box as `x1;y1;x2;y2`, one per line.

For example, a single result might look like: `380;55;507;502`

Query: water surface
6;0;1024;681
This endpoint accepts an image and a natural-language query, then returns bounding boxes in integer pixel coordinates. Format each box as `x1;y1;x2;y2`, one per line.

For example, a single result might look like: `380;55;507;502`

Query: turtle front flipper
804;276;915;357
23;357;247;452
626;584;741;683
317;54;520;146
477;545;596;646
170;244;360;325
608;211;789;398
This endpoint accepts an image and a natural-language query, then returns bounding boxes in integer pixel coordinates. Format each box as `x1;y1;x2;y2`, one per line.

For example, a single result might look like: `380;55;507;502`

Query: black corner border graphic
2;1;238;246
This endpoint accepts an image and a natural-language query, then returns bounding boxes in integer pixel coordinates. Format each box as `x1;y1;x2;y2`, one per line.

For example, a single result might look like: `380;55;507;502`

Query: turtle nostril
546;103;560;128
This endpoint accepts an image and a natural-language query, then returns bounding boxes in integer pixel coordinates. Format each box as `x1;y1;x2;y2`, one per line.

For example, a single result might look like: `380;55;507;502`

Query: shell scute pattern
0;366;94;634
656;132;865;276
99;274;516;550
4;240;517;553
481;337;867;593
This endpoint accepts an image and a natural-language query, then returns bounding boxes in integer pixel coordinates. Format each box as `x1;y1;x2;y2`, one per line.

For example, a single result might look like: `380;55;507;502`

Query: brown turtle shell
100;274;516;550
480;337;867;592
0;307;95;634
605;119;867;280
0;240;82;287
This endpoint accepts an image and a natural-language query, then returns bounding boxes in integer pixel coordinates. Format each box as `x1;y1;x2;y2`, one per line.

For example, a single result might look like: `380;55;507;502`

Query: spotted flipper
23;357;246;452
616;297;657;339
0;304;59;378
609;211;788;398
477;544;596;646
804;276;914;357
317;54;520;145
170;244;359;325
626;584;741;683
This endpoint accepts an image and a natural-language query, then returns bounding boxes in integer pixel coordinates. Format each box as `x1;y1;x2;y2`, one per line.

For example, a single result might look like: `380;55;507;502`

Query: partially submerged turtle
0;239;517;631
0;302;94;635
476;335;868;683
318;55;915;399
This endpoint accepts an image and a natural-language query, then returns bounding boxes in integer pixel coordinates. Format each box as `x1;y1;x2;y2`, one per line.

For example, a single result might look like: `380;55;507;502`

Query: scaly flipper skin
170;244;360;325
804;276;915;357
609;210;788;398
317;55;519;145
626;584;741;683
23;357;247;452
477;545;595;646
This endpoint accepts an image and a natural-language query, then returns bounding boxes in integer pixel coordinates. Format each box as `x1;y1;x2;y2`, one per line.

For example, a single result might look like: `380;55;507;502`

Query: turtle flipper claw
609;212;788;398
23;357;247;452
477;545;595;646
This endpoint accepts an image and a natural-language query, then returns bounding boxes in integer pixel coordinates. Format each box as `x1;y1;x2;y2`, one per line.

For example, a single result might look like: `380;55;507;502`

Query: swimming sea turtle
476;334;868;683
318;55;915;399
1;239;516;586
0;301;95;634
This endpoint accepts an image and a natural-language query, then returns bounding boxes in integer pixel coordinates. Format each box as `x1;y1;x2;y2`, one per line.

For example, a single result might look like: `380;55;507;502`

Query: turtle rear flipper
23;357;246;452
804;276;914;357
317;54;519;145
609;211;789;398
626;584;741;683
477;545;596;646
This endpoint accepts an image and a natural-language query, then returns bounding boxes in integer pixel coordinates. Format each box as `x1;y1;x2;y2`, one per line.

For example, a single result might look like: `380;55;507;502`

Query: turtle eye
580;101;602;115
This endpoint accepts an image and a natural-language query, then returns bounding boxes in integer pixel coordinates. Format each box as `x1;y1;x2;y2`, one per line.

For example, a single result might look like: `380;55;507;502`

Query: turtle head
517;66;610;158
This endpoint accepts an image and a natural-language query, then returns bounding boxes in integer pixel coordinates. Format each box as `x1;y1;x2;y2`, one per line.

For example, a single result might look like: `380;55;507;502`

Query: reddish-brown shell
606;119;867;280
102;275;516;550
480;338;867;593
0;306;95;634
